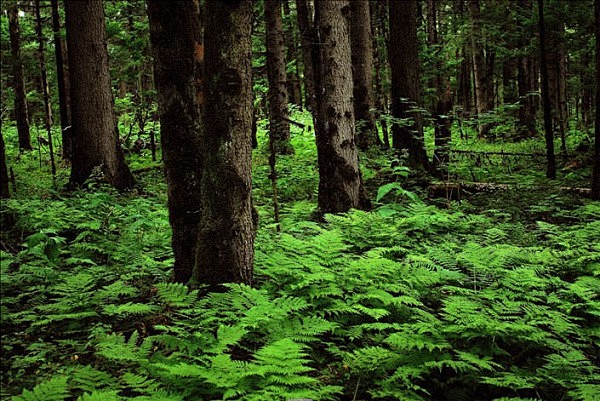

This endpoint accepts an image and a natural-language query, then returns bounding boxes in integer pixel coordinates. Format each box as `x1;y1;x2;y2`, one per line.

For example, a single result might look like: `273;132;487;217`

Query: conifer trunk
538;0;556;179
65;0;134;190
147;0;203;283
0;132;9;198
313;0;368;213
192;0;256;287
296;0;316;112
592;0;600;199
8;4;32;151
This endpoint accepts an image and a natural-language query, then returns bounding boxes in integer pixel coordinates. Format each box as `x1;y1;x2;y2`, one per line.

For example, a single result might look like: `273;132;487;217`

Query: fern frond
12;376;69;401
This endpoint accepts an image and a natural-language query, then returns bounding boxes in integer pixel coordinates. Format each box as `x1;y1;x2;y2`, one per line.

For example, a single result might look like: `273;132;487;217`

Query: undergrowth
1;119;599;401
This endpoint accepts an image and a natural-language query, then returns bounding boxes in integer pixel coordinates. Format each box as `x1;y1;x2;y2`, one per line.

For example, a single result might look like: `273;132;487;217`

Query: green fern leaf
12;376;69;401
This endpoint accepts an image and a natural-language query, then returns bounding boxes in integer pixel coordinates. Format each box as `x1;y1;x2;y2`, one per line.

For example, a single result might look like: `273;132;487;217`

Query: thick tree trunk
295;0;316;112
313;0;369;213
147;0;203;283
468;0;494;137
51;0;73;161
389;0;430;171
8;5;32;151
265;0;293;154
192;0;256;287
538;0;556;179
350;0;379;150
65;0;134;190
592;0;600;199
0;132;9;199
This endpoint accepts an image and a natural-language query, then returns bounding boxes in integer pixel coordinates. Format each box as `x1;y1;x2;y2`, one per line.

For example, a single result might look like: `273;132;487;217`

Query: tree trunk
295;0;316;112
538;0;556;179
313;0;369;213
0;132;9;199
371;0;390;147
469;0;494;137
192;0;256;288
35;0;57;179
389;0;430;171
592;0;600;199
51;0;73;161
8;4;32;151
350;0;380;150
147;0;203;284
455;0;472;115
265;0;293;154
516;0;537;138
282;0;302;108
427;0;452;176
65;0;134;190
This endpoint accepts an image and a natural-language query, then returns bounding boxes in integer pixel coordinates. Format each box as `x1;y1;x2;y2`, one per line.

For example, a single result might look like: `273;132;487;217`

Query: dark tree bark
35;0;57;179
592;0;600;199
51;0;73;161
427;0;452;175
0;132;9;199
516;0;537;138
313;0;369;213
389;0;430;171
282;0;302;107
65;0;134;190
350;0;380;150
538;0;556;179
454;0;472;115
192;0;256;287
147;0;203;283
468;0;494;137
8;4;32;151
296;0;316;112
265;0;293;154
371;0;390;147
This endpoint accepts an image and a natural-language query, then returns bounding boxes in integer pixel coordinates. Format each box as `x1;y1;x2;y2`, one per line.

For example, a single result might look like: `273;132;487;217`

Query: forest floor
1;113;599;401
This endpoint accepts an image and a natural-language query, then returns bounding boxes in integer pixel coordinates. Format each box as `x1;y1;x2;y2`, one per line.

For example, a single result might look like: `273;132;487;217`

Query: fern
12;376;69;401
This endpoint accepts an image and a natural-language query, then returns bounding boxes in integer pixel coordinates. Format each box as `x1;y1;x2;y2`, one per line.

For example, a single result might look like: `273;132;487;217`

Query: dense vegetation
2;111;599;400
1;0;599;400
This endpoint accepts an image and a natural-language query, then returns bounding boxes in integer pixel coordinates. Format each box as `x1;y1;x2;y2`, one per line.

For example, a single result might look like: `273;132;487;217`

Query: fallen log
428;181;592;200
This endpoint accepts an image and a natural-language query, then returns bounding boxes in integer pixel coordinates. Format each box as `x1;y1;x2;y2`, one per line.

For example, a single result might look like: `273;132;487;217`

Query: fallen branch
428;181;592;199
449;149;569;158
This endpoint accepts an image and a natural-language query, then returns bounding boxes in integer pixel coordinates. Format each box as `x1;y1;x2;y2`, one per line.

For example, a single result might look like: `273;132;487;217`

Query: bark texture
51;0;73;160
0;133;9;198
389;0;430;170
350;0;379;150
147;0;203;283
296;0;316;112
192;0;256;287
313;0;368;213
265;0;293;154
65;0;134;190
8;5;32;151
538;0;556;179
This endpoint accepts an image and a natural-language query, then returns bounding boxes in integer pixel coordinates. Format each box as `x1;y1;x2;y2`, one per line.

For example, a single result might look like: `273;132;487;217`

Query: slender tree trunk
427;0;452;175
8;4;32;151
51;0;73;161
65;0;134;190
516;0;537;138
192;0;256;288
469;0;494;137
389;0;430;171
538;0;556;179
0;132;9;199
371;0;390;148
296;0;316;112
265;0;293;154
282;0;302;107
35;0;57;179
350;0;379;150
313;0;369;213
147;0;203;283
592;0;600;199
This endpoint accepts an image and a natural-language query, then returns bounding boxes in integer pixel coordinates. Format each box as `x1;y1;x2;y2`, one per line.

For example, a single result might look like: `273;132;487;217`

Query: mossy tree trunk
350;0;379;150
265;0;293;154
389;0;430;171
147;0;203;283
8;4;32;151
65;0;134;190
313;0;369;213
192;0;256;288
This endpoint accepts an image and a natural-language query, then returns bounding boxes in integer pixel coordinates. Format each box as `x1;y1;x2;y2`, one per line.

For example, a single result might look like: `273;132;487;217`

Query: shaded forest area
0;0;599;400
